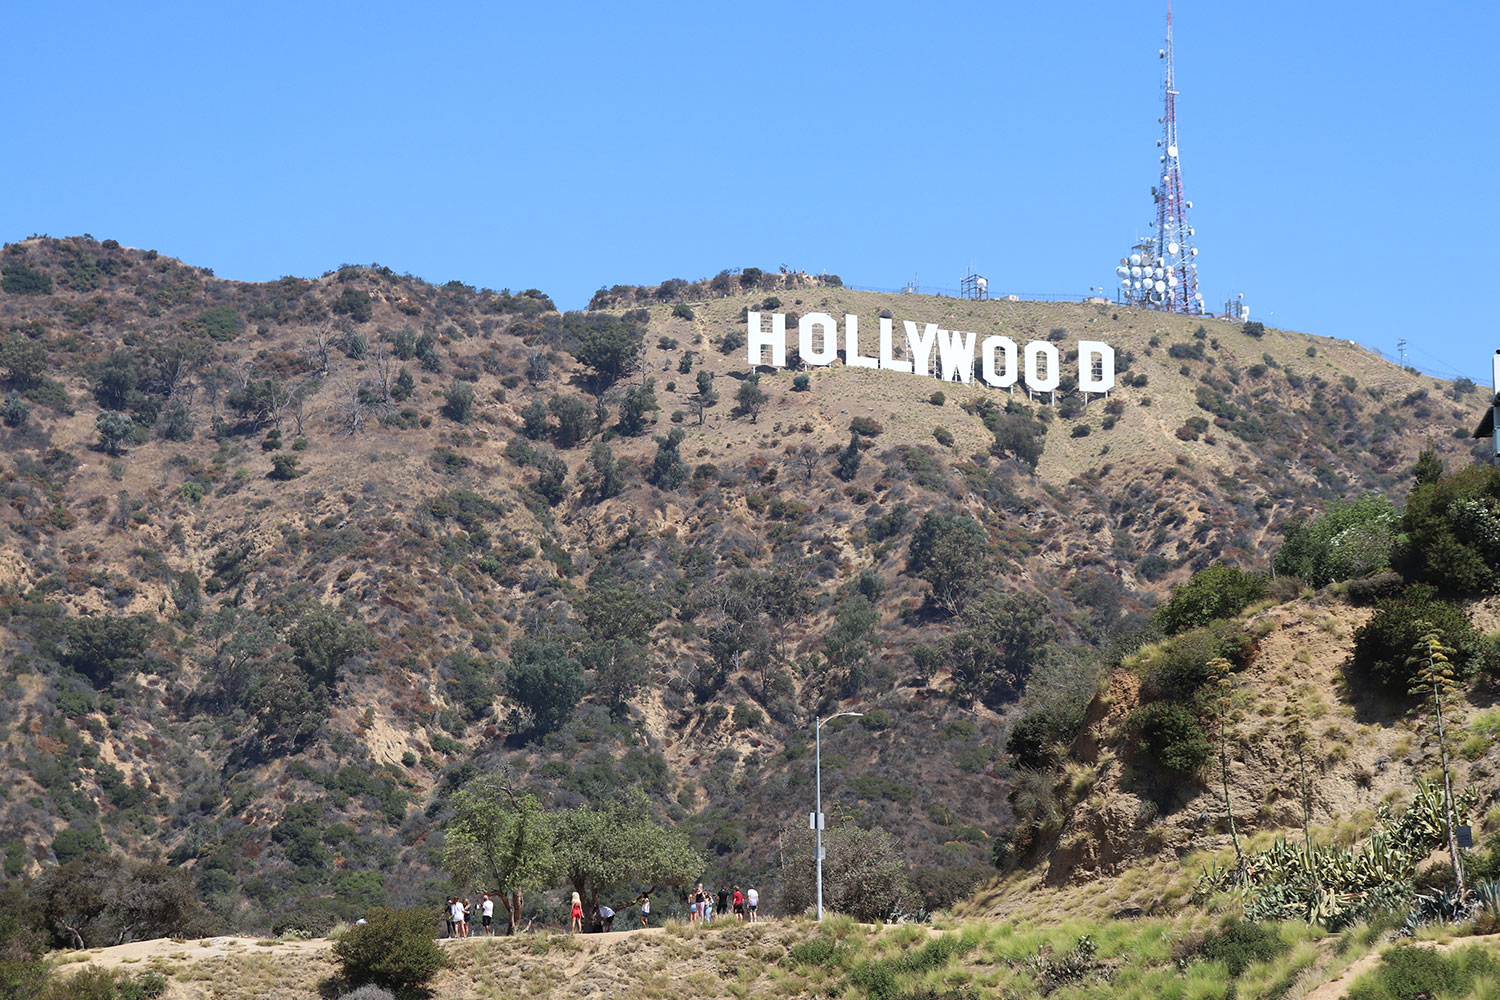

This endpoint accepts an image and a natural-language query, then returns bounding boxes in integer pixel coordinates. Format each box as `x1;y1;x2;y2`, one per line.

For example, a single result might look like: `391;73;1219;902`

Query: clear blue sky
5;1;1496;383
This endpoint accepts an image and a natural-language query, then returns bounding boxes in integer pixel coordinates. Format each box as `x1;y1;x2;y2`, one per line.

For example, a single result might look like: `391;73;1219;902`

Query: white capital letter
845;314;877;369
879;317;911;373
981;336;1017;388
1024;341;1061;393
904;321;941;378
799;312;838;367
1078;340;1116;393
937;329;977;383
747;311;785;368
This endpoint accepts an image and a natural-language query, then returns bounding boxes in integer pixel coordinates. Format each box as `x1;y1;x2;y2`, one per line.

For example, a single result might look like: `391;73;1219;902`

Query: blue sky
4;1;1496;383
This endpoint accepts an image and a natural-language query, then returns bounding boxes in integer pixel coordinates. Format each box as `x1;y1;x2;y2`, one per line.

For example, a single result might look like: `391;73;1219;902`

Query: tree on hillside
578;580;660;717
502;638;585;740
95;410;134;455
820;594;880;697
735;375;768;423
586;439;624;501
442;776;558;934
944;592;1057;708
690;370;718;425
835;433;862;482
38;855;205;949
615;379;658;436
1413;444;1445;487
285;602;368;691
573;314;644;389
906;511;991;615
553;797;702;911
651;428;688;489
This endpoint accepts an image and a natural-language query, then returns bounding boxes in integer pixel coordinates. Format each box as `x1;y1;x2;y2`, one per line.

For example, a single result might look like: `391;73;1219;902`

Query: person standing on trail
702;887;714;925
444;897;456;938
717;887;729;923
570;891;584;933
461;898;472;938
638;893;650;929
746;886;759;923
481;894;494;936
732;886;744;922
689;886;700;923
449;898;465;939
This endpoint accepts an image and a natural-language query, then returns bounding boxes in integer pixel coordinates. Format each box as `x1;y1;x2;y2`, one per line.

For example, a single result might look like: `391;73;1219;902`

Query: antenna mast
1115;1;1204;314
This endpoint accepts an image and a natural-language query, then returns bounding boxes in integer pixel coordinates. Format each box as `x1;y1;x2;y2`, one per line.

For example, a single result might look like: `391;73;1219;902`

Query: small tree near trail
553;797;703;912
442;776;558;934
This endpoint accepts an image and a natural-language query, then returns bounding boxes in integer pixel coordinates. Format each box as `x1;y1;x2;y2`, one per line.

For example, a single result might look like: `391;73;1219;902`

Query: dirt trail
1301;932;1500;1000
71;926;675;971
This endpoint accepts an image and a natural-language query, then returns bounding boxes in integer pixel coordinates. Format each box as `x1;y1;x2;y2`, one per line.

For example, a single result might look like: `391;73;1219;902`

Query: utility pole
814;711;862;921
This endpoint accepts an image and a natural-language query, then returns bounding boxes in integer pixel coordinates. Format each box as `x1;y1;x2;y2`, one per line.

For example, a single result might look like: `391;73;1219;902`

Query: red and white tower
1116;2;1204;314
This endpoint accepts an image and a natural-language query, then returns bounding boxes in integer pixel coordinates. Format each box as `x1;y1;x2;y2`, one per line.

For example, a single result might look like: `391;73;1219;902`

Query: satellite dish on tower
1167;144;1178;157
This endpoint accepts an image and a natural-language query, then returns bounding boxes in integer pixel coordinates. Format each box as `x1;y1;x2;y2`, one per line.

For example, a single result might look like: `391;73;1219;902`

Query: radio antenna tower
1115;1;1205;314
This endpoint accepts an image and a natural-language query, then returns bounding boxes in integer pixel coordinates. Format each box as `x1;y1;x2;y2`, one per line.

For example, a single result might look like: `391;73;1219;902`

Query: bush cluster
331;907;446;994
1350;584;1495;695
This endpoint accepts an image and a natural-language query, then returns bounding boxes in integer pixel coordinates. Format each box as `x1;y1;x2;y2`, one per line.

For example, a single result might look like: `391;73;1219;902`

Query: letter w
937;329;977;383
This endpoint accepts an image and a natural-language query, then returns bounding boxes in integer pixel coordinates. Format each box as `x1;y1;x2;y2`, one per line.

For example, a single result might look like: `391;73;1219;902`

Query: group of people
444;894;496;937
443;883;761;937
569;891;651;932
684;883;757;924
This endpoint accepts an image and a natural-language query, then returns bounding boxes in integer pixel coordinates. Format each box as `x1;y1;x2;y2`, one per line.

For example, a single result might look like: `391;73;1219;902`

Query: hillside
0;235;1484;935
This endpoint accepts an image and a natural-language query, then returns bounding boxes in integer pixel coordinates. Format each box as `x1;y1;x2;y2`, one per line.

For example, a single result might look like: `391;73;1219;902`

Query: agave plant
1198;780;1473;929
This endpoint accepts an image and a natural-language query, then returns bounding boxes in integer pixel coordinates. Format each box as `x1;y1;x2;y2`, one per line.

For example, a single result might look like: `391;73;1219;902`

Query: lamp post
814;710;862;921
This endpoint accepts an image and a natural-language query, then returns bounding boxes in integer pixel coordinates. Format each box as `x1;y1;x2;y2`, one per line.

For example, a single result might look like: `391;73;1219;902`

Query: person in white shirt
597;903;615;932
449;898;466;938
638;893;650;928
481;894;494;935
746;886;759;922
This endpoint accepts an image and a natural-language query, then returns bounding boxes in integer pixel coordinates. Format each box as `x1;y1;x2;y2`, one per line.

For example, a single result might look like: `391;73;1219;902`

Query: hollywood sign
746;312;1115;394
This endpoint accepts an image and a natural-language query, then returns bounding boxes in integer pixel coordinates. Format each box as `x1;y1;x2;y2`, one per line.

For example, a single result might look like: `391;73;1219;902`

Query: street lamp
814;710;862;921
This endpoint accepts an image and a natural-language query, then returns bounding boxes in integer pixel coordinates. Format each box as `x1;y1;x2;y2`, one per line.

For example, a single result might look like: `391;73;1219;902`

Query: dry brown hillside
0;236;1483;936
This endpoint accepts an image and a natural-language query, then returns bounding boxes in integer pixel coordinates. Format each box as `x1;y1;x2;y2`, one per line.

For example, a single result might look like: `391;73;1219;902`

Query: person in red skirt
570;891;584;932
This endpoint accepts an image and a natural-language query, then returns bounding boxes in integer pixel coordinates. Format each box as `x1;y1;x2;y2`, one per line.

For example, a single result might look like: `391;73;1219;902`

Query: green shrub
671;302;694;320
1155;564;1267;635
1351;585;1494;694
331;907;445;994
1397;465;1500;594
787;936;845;967
268;454;302;481
849;415;884;437
1274;496;1399;587
189;306;245;342
933;426;954;448
2;263;52;296
1127;702;1210;775
1345;944;1478;1000
792;373;810;391
1007;703;1084;769
1200;919;1287;977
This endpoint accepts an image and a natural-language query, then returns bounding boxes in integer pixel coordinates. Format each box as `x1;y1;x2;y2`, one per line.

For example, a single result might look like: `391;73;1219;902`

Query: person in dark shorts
717;887;729;920
444;897;456;938
480;893;494;935
732;885;744;920
597;903;615;931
